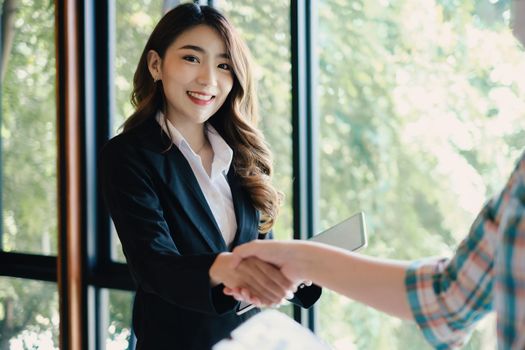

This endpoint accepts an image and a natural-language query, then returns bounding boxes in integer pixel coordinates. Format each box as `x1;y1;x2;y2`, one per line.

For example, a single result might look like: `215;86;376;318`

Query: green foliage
220;0;293;240
315;0;524;349
113;0;164;134
3;0;524;348
1;0;59;347
225;0;523;349
0;277;58;350
2;0;56;254
107;290;134;348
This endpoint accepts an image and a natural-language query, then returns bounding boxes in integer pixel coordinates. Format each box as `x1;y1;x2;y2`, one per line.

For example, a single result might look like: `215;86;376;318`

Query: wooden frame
56;0;84;349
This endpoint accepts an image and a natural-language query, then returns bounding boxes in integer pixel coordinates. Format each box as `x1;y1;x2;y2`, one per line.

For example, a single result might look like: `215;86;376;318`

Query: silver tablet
308;211;367;251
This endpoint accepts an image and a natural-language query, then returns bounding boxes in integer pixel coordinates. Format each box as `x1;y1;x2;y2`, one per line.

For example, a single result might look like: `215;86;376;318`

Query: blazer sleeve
259;231;322;308
99;140;237;315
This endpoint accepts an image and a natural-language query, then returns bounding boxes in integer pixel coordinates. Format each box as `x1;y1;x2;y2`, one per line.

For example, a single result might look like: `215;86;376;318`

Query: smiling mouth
187;91;215;105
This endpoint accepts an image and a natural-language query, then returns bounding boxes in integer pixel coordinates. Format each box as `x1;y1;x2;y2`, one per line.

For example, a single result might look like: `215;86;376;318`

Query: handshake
209;240;314;307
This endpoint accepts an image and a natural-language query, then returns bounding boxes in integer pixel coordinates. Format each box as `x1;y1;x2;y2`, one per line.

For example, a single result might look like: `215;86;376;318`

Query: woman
99;3;320;349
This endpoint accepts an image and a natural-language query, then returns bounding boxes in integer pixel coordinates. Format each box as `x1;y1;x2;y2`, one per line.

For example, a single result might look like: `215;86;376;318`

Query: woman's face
149;25;234;127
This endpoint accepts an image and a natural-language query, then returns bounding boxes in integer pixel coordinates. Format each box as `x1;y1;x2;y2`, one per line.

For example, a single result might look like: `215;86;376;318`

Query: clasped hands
209;240;309;307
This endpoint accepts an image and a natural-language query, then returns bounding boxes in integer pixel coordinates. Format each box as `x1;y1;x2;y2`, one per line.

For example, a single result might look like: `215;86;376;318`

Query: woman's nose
196;64;217;86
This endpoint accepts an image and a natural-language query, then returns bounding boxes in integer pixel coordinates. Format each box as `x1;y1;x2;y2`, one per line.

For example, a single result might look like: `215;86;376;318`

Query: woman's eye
183;56;199;63
218;63;231;71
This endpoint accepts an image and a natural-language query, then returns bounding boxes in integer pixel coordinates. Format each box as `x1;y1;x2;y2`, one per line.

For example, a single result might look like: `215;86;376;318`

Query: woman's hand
209;252;295;306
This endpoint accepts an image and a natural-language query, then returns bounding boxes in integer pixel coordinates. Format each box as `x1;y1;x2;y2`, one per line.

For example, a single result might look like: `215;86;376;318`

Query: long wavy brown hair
123;3;280;233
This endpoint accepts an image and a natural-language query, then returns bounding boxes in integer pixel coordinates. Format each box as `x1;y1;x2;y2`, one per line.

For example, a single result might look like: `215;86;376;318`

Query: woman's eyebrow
177;44;230;59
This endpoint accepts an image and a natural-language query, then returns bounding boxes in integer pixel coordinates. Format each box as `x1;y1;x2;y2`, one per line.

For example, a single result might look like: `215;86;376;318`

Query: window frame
0;0;322;348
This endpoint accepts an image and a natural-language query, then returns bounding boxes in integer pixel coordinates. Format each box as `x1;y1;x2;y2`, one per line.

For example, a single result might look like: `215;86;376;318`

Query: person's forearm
297;243;413;320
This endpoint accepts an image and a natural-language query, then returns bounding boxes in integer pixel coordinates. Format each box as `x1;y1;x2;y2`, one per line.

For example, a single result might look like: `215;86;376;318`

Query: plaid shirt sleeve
405;152;525;350
405;201;498;349
494;154;525;350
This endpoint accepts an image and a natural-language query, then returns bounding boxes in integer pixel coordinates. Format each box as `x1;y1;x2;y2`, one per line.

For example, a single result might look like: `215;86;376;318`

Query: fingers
215;256;272;305
240;287;261;306
224;287;262;306
223;270;306;306
235;258;293;305
220;247;305;306
223;271;269;306
236;258;284;305
223;287;241;299
251;258;295;292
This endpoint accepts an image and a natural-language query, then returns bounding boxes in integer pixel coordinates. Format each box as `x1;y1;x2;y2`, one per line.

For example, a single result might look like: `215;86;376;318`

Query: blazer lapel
166;149;228;251
228;168;258;248
138;118;227;251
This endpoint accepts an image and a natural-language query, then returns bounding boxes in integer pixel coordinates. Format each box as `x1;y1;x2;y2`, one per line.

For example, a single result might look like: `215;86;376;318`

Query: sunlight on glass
0;277;59;349
106;328;131;350
10;330;58;350
218;0;293;240
1;0;57;255
316;0;523;349
106;289;134;350
113;0;164;134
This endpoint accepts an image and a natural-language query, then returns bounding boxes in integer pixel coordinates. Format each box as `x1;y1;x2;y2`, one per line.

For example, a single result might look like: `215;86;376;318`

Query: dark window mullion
85;0;116;349
93;0;113;267
0;252;57;281
291;0;319;332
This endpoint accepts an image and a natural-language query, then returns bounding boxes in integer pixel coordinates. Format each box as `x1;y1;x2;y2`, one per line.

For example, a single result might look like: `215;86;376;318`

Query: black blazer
99;117;321;350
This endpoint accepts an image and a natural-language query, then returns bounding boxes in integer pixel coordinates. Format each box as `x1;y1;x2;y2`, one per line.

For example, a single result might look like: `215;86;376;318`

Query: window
218;0;293;240
0;277;58;349
107;290;134;350
2;1;522;348
1;0;57;256
0;0;58;347
316;0;522;348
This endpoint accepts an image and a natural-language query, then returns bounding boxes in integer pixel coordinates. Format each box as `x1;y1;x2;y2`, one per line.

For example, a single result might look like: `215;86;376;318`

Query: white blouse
156;113;238;248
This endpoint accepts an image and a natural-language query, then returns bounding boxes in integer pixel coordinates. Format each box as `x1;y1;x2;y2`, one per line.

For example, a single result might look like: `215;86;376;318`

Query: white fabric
156;113;237;247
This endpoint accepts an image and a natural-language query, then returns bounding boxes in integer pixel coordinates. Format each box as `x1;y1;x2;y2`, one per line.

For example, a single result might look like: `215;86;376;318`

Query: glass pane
219;0;293;239
317;0;521;349
111;222;126;262
107;289;134;350
113;0;164;134
0;277;59;349
1;0;57;255
111;0;164;262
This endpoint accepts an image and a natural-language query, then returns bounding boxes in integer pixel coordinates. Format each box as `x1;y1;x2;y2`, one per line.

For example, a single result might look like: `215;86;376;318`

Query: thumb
233;241;262;258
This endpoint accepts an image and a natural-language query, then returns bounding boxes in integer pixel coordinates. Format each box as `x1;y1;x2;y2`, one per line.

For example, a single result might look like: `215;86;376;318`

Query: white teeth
187;91;214;101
